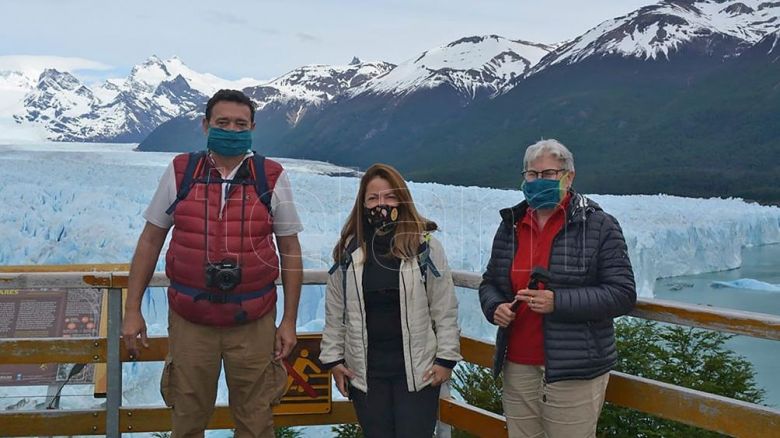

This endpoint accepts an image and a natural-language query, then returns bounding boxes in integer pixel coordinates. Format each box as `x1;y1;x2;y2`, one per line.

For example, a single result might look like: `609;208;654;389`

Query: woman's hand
423;364;452;386
331;364;356;396
493;302;517;327
516;288;555;314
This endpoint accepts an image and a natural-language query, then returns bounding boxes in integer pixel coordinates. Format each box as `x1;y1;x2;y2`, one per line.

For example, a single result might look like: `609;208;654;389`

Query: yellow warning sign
274;333;331;415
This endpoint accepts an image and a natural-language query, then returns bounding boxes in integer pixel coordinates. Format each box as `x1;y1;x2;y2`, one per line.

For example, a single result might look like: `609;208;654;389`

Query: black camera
205;259;242;291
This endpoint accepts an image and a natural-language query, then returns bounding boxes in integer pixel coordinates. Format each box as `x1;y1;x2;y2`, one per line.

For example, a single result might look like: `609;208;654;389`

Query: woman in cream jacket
320;163;461;438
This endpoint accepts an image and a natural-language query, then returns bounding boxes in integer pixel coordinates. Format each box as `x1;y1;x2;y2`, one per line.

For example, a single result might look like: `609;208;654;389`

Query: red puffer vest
165;153;283;326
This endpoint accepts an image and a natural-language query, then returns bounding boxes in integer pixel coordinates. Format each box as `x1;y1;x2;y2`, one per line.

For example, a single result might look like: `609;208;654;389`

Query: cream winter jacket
319;235;462;393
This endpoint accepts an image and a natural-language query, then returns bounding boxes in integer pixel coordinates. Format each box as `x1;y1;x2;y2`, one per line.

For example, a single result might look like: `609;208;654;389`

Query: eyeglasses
522;168;566;181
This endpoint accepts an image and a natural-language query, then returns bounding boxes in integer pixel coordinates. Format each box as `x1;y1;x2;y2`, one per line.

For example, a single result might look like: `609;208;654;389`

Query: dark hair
205;89;256;122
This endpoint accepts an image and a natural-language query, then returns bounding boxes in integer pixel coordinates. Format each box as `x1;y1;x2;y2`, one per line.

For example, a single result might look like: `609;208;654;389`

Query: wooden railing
0;266;778;437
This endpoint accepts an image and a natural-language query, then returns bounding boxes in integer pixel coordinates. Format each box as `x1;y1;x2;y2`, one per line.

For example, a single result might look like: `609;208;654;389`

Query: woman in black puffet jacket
479;139;636;438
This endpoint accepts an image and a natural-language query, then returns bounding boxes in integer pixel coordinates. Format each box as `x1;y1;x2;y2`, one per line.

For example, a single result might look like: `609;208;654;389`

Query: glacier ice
711;279;780;293
1;142;780;436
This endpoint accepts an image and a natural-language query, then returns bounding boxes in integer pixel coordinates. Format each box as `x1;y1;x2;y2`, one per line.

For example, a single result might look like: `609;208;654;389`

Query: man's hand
274;318;297;360
123;221;167;360
423;364;452;386
516;288;555;314
121;310;148;359
331;364;356;397
493;302;517;328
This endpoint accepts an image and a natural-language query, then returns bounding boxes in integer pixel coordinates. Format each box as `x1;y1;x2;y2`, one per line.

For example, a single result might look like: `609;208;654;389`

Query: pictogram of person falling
286;349;322;394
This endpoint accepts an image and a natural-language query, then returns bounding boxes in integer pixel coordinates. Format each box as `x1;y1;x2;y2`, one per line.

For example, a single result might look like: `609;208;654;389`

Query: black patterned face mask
364;204;400;231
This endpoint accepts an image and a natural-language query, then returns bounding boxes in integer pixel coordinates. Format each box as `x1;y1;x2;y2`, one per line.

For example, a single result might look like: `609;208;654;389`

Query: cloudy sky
1;0;651;82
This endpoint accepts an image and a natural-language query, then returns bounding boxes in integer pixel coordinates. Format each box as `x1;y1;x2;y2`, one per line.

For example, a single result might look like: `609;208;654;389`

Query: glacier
1;142;779;436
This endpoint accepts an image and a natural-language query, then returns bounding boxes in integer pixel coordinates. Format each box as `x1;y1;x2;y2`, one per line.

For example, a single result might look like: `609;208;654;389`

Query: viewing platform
0;265;778;437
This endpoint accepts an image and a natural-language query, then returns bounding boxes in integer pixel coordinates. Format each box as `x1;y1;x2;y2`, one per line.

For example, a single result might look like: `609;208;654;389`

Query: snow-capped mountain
6;56;262;142
534;0;780;70
7;0;780;146
243;58;395;125
137;58;395;152
238;35;555;164
122;55;259;99
352;35;553;99
249;58;395;108
92;79;123;104
17;69;98;123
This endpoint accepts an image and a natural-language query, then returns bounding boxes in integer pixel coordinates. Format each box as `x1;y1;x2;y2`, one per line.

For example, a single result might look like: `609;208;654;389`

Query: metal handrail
3;268;777;339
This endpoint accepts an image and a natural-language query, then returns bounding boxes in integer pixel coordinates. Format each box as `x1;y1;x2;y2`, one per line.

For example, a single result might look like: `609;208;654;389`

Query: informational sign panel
0;288;103;386
274;333;332;415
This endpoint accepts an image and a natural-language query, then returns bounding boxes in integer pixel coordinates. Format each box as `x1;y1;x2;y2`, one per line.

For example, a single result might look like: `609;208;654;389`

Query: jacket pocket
586;322;605;357
160;355;174;407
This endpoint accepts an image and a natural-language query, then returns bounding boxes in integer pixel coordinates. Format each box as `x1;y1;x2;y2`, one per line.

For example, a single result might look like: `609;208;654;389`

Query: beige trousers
160;309;288;438
502;362;609;438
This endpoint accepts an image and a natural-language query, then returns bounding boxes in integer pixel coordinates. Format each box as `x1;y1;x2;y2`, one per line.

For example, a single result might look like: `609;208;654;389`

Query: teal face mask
206;127;252;156
522;177;566;210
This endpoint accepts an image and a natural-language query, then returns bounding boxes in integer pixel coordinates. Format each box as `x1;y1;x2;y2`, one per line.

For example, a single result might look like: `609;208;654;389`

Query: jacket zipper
401;270;418;391
543;225;568;381
351;268;368;391
500;222;519;368
542;196;589;381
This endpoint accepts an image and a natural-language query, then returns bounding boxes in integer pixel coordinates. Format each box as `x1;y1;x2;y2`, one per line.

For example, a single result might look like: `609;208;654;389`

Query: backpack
327;233;441;323
165;151;273;215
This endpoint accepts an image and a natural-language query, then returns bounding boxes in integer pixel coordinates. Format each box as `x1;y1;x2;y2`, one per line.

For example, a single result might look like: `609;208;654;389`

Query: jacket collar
499;190;601;226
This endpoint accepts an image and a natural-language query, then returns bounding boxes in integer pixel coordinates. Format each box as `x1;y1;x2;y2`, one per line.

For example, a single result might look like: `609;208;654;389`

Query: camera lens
217;271;236;291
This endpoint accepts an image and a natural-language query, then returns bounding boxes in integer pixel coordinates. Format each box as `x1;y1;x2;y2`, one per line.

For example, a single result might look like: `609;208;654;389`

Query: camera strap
200;160;249;270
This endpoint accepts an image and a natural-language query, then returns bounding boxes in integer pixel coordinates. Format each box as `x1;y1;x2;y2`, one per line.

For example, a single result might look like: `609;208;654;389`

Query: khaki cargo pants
160;309;288;438
502;362;609;438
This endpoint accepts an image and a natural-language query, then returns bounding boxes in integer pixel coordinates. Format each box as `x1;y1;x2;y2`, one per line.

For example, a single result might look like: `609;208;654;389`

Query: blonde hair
332;163;436;263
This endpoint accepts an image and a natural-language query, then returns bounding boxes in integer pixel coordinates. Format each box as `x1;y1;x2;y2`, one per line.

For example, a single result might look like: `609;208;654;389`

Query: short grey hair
523;139;575;171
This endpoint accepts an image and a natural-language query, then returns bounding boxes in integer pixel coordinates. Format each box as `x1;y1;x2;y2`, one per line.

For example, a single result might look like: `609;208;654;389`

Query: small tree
599;318;765;437
332;423;364;438
451;363;503;415
450;362;504;437
275;426;303;438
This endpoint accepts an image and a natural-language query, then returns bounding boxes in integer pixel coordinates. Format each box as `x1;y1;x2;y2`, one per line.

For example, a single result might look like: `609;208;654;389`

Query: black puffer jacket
479;192;636;383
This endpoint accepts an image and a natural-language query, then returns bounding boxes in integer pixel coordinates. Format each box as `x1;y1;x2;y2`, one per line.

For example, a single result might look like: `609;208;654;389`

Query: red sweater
507;195;569;365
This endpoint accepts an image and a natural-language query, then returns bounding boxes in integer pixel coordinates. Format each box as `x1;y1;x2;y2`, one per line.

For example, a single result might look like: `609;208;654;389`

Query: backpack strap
327;238;360;324
250;153;272;213
165;151;207;215
325;235;440;323
417;233;441;293
166;152;274;215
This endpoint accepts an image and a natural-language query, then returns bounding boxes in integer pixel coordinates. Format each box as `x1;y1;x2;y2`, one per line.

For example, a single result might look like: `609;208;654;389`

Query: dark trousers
350;378;441;438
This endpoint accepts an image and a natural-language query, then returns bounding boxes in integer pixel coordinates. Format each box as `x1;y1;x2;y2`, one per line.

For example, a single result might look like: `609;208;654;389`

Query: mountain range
2;0;779;202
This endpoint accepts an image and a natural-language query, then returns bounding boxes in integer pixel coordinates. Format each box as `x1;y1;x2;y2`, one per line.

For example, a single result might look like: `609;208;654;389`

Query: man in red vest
122;89;303;438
